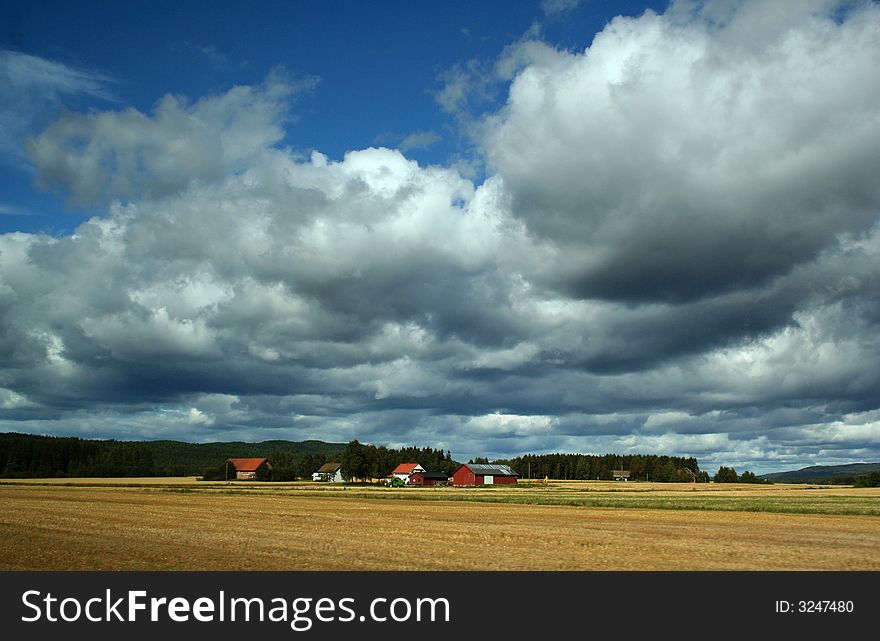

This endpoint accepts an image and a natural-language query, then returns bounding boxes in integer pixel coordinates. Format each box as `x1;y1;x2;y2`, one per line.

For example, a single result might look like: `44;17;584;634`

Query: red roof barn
389;463;425;482
453;463;518;486
226;457;272;480
409;471;450;486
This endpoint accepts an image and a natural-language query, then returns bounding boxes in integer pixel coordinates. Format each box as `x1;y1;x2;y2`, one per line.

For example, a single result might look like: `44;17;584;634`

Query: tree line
0;433;460;481
336;440;459;482
713;466;771;483
854;472;880;487
495;452;708;482
204;440;462;482
199;450;339;481
0;433;155;478
0;433;708;482
19;432;862;486
0;433;342;478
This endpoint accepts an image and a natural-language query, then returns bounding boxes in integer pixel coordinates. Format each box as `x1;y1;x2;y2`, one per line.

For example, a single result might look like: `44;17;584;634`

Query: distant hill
140;439;344;475
760;463;880;484
0;432;344;478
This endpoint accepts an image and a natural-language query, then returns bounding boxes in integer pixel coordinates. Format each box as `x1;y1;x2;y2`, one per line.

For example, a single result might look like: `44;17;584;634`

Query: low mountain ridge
760;462;880;483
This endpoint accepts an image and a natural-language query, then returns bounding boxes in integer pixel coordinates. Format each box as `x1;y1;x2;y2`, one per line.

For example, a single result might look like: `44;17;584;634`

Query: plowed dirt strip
1;486;878;570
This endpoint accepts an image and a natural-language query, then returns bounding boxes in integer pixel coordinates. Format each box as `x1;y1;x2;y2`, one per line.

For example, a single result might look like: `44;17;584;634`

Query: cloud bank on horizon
1;0;879;472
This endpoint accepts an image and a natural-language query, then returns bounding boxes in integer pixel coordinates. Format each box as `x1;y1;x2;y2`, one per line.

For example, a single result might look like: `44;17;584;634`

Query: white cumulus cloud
2;1;880;472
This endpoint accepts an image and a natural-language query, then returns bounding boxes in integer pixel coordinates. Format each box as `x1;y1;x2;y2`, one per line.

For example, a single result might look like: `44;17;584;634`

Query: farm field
1;479;878;570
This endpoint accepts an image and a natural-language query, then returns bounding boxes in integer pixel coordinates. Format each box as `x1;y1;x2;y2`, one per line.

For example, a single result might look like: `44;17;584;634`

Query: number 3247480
775;600;854;613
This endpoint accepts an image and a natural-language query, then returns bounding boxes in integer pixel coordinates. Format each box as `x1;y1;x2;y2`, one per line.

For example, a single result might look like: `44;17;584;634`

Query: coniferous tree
714;466;738;483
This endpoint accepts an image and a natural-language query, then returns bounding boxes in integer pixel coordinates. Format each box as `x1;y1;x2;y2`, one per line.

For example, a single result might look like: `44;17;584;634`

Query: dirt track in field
1;484;878;570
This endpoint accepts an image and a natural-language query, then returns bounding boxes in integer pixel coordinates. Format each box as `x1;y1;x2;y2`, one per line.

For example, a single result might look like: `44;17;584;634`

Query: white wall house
389;463;425;483
312;462;343;482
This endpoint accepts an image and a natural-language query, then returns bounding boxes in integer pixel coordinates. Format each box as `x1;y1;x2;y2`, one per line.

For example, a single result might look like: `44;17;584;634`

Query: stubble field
1;478;878;570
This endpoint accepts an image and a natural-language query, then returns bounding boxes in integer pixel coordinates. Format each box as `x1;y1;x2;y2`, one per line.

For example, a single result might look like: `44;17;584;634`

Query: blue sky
1;0;879;474
1;0;666;233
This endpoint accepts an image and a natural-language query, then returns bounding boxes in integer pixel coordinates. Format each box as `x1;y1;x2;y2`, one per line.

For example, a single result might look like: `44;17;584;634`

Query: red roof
226;457;269;472
391;463;422;475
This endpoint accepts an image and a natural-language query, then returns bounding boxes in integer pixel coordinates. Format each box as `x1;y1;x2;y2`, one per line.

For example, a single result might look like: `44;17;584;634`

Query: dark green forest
4;431;877;485
0;433;459;481
0;432;343;478
1;432;725;483
0;433;706;482
336;439;459;482
0;433;457;480
146;439;341;477
713;466;771;483
495;452;708;482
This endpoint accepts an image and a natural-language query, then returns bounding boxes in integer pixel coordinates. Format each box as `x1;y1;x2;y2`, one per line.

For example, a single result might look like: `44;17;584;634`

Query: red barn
452;463;518;486
226;457;271;480
409;471;450;486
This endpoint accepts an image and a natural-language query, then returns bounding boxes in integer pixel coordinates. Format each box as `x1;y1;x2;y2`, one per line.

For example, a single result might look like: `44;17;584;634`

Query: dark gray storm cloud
1;0;879;472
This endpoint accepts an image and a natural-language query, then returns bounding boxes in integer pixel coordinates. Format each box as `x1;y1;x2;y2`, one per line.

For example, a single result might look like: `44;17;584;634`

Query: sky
1;0;878;474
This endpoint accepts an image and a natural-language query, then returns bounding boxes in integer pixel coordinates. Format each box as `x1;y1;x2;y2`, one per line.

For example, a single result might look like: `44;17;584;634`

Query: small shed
388;463;425;483
453;463;518;486
409;471;450;486
312;462;343;482
612;470;631;481
226;457;272;480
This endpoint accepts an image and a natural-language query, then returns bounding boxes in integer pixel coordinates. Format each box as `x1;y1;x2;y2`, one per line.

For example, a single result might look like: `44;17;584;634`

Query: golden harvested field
1;479;879;570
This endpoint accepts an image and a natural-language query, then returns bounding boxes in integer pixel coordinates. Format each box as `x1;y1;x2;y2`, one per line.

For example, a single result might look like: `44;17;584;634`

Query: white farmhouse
388;463;425;483
312;462;343;482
